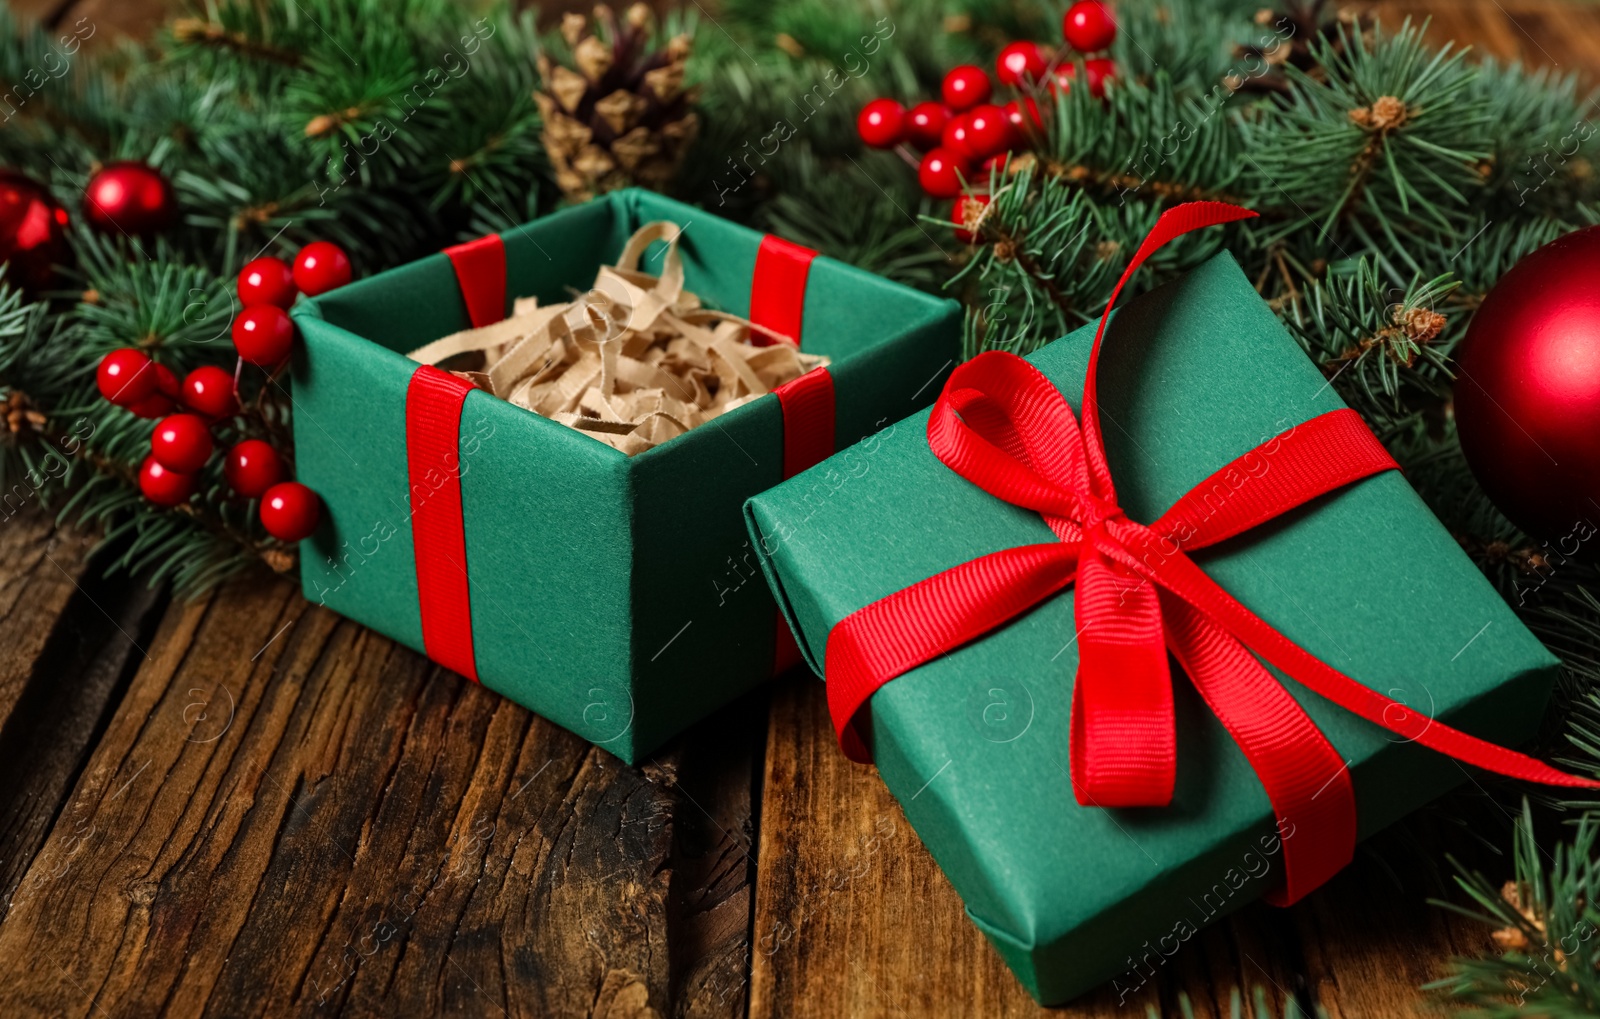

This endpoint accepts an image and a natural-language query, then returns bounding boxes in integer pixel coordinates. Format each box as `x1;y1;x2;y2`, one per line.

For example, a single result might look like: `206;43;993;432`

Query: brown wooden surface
0;1;1596;1017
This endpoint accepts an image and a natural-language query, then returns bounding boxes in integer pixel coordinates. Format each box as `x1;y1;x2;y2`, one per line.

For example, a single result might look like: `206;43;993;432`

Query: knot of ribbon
823;201;1599;905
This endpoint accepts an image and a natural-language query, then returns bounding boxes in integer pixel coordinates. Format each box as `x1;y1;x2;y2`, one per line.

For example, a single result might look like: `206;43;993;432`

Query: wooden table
1;2;1596;1016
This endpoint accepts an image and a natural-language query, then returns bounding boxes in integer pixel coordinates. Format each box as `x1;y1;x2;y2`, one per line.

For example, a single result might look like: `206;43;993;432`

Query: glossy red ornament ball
260;481;321;541
97;348;156;406
232;305;296;366
905;102;948;151
292;241;352;297
856;98;906;149
997;41;1050;87
83;161;176;236
952;193;992;244
941;115;976;160
0;170;69;291
129;392;175;419
1084;57;1118;97
139;456;194;507
225;439;285;498
941;66;992;112
181;366;238;419
151;413;214;474
1455;225;1600;542
962;105;1015;161
1063;1;1118;54
918;148;968;199
1005;97;1046;134
238;256;298;309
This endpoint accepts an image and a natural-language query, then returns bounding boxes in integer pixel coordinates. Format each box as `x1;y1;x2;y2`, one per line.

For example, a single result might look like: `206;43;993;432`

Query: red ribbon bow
824;201;1598;905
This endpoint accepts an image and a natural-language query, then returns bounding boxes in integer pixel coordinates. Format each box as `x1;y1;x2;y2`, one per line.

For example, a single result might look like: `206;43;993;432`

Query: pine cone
536;4;700;201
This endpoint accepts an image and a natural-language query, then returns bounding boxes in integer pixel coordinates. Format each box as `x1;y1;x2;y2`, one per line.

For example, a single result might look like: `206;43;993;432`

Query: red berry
225;439;285;498
292;241;352;297
96;348;156;406
941;65;992;111
996;41;1049;87
154;362;179;398
232;305;296;366
237;256;298;309
941;115;976;160
1005;97;1046;134
139;456;194;507
1063;1;1117;54
963;105;1015;161
128;394;175;419
856;98;907;149
1051;63;1078;95
952;193;992;244
905;102;948;151
1085;57;1118;97
181;366;239;419
83;162;176;236
260;482;321;542
918;148;968;199
151;413;214;473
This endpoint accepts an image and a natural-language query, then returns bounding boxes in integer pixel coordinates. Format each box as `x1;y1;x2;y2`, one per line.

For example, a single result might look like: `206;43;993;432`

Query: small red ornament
260;481;321;541
857;99;907;149
0;169;69;291
1085;57;1118;97
952;193;992;244
962;105;1014;161
941;66;992;112
238;256;298;309
225;439;285;498
96;348;156;406
139;456;194;507
905;102;948;151
1455;225;1600;542
129;393;175;419
151;413;214;474
918;148;967;199
83;161;176;236
1063;1;1117;54
941;115;976;160
1004;97;1046;134
181;366;239;419
232;305;296;366
996;42;1049;87
292;241;352;296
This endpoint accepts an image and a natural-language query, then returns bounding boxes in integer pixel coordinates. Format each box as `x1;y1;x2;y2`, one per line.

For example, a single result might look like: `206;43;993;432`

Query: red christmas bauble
97;348;156;406
1455;225;1600;541
181;366;239;419
260;481;321;541
905;103;948;151
941;66;992;112
139;456;194;507
918;148;967;199
962;105;1014;161
238;256;298;309
1085;57;1118;97
151;413;214;474
952;193;991;244
83;161;176;236
292;241;352;296
941;115;976;160
1063;1;1117;53
232;305;296;366
1005;97;1045;134
857;99;906;149
996;42;1049;87
225;440;285;498
0;170;69;291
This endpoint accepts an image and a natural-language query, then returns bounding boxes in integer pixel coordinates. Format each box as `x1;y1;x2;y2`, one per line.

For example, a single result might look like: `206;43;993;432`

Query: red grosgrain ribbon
753;235;828;674
444;234;508;329
407;364;479;682
823;201;1600;906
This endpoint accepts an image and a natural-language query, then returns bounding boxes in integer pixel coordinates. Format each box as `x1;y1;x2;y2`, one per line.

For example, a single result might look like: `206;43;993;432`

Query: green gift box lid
743;251;1559;1004
289;189;960;764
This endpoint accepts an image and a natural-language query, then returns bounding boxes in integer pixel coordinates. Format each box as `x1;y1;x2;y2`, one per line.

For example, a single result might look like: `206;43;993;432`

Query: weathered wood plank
0;575;738;1018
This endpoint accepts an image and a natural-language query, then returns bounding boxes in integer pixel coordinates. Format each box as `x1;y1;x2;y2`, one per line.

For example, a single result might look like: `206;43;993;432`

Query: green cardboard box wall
289;189;961;763
743;252;1560;1004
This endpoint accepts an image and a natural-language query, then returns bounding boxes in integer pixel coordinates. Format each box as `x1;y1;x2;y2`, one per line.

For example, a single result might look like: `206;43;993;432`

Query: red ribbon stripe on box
822;202;1600;906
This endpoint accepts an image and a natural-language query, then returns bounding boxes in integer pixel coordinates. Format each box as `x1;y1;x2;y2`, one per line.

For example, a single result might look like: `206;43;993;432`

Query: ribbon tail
1070;552;1176;807
1160;593;1356;905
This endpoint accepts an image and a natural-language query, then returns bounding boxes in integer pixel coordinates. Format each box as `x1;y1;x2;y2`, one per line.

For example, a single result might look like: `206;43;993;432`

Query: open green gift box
289;189;961;763
744;242;1564;1004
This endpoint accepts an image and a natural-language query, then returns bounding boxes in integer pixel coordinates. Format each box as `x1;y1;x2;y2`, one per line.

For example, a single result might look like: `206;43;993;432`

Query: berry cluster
855;1;1119;229
94;241;353;542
